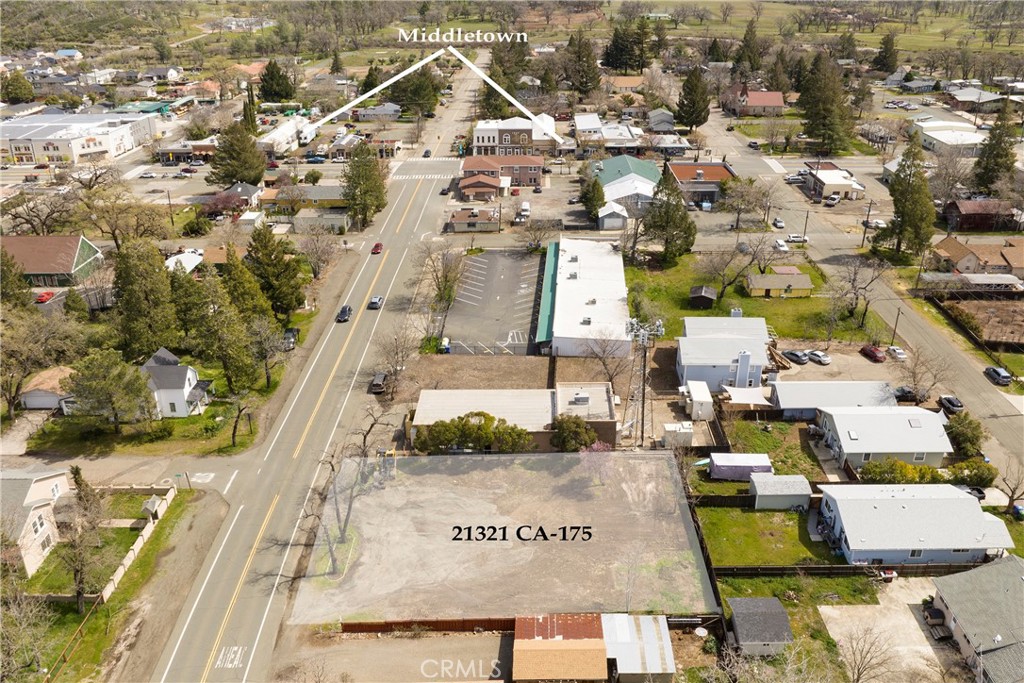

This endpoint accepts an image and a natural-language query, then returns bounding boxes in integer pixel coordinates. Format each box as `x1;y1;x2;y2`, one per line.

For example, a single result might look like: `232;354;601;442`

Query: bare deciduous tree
896;350;948;403
929;145;973;214
77;183;170;250
719;3;734;24
299;224;339;279
66;160;122;192
696;249;756;298
836;256;890;327
1000;460;1024;514
585;337;633;395
841;626;896;683
514;219;558;250
747;232;789;275
419;238;466;321
7;191;78;235
248;316;286;389
376;324;419;402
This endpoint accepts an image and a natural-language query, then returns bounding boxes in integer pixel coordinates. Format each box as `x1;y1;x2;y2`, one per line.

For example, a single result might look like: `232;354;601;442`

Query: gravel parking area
819;578;971;682
289;453;716;623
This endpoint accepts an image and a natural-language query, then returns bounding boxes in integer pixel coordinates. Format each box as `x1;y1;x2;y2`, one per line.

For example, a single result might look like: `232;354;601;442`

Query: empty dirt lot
288;453;716;624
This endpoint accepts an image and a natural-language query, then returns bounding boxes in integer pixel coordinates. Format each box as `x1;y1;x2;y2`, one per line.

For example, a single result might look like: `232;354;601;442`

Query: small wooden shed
689;285;717;310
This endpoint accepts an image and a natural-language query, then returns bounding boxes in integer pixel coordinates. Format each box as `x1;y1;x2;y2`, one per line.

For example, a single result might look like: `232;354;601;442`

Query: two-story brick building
462;154;544;188
472;114;556;156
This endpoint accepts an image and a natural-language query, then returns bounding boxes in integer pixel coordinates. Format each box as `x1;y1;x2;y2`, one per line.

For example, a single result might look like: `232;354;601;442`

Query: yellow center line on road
196;176;429;680
395;178;425;235
200;494;279;683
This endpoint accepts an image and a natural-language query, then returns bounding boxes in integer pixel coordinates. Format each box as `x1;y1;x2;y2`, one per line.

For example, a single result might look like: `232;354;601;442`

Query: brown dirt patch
672;630;718;671
956;300;1024;345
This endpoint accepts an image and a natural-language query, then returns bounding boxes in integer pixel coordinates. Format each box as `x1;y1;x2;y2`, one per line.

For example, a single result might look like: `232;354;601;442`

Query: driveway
819;578;971;682
1;411;49;456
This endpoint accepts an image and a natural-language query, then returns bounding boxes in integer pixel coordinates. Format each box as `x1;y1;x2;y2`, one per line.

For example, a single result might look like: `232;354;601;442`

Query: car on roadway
173;172;189;179
181;166;198;174
190;159;205;166
0;164;9;169
511;188;520;196
370;372;388;394
808;350;831;365
737;242;752;254
786;234;808;243
938;395;965;414
368;295;384;310
773;239;789;252
887;345;908;361
984;366;1013;386
371;242;383;254
140;172;157;178
34;163;49;169
267;161;280;169
424;112;436;118
784;175;804;184
331;157;345;163
859;344;886;363
551;158;565;165
783;350;810;365
532;186;542;194
772;217;785;229
307;156;326;164
35;291;55;304
422;149;432;158
726;125;735;131
797;168;810;176
863;218;887;229
747;141;760;150
440;187;450;195
336;305;352;322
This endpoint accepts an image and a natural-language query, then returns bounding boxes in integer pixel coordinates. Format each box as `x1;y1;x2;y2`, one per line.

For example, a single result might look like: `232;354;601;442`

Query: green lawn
698;507;840;566
626;257;877;342
105;492;152;520
27;400;254;457
31;490;195;682
719;574;878;681
24;528;140;595
729;421;827;483
985;508;1024;557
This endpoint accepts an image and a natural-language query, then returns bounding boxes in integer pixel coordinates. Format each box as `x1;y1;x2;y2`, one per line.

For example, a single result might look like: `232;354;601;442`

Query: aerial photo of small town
0;1;1022;682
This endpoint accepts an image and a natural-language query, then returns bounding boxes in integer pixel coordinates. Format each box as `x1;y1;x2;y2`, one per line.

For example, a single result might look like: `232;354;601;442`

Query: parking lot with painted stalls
444;250;542;354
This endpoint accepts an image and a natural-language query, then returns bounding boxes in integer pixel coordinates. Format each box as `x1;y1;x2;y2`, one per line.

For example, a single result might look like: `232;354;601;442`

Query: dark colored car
726;125;735;131
283;327;300;351
541;167;552;174
336;305;352;322
307;156;326;164
859;344;886;363
424;112;436;118
782;350;810;365
956;485;986;500
747;141;760;150
938;395;965;415
984;366;1013;386
532;186;542;193
181;166;198;174
371;242;383;254
440;187;450;195
423;149;432;158
893;385;923;403
34;163;49;169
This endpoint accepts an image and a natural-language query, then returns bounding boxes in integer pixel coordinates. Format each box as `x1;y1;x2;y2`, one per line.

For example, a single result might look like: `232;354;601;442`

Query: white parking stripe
454;297;479;306
456;290;483;299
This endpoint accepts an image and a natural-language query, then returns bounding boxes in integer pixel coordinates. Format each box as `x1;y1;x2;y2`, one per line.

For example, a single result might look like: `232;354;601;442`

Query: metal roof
413;389;554;431
677;337;769;366
596;155;662;186
683;316;770;343
602;613;676;674
771;381;896;410
551;238;631;347
749;473;811;496
819;484;1015;551
728;598;794;645
821;406;952;454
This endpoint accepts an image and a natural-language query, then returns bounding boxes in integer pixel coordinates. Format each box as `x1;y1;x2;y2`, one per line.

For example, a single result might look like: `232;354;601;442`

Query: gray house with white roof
932;555;1024;683
818;484;1014;565
771;381;896;420
817;406;952;469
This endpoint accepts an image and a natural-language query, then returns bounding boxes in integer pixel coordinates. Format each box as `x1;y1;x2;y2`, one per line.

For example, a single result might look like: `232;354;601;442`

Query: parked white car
808;350;832;365
824;194;841;207
786;234;808;243
887;345;908;361
773;239;789;252
772;217;786;229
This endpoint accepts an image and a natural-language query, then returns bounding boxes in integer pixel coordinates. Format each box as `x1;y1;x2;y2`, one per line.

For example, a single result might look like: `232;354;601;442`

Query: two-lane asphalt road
153;158;461;683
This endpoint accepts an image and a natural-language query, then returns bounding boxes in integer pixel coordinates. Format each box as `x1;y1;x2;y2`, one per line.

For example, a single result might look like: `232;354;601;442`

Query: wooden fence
714;563;983;578
331;617;516;633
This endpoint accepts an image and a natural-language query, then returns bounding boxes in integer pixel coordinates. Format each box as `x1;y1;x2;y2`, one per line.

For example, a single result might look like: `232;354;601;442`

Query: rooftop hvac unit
730;307;744;317
470;208;479;217
568;272;578;279
569;255;578;262
696;169;704;180
573;392;590;404
587;298;597;305
581;317;592;325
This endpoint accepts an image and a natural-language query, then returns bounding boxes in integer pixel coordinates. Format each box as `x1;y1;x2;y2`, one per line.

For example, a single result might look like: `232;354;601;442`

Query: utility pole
167;190;175;227
890;307;902;346
802;209;810;239
861;199;876;248
628;318;664;449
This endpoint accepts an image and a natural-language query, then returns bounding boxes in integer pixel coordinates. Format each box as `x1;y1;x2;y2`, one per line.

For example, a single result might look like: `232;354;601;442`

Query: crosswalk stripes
390;174;456;180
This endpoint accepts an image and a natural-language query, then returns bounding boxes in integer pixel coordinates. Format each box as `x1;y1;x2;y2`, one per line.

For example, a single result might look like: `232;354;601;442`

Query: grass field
718;574;879;681
697;507;840;566
105;492;153;520
626;257;878;342
985;508;1024;557
24;528;140;595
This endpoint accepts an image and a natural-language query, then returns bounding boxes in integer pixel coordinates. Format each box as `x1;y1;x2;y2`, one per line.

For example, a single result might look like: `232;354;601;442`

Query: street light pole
861;199;875;248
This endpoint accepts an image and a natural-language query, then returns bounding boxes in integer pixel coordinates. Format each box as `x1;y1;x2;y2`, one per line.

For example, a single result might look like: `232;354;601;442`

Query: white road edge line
159;505;245;683
243;190;428;683
223;470;238;495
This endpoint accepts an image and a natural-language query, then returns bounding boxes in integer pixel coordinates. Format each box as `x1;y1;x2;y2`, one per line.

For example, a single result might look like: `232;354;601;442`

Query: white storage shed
749;473;812;510
709;453;773;481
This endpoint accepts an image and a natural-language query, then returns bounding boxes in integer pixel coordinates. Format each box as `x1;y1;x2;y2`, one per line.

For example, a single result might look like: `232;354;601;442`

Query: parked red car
371;242;383;254
267;161;280;169
35;291;55;304
34;163;49;170
859;344;886;363
511;188;520;196
181;166;198;174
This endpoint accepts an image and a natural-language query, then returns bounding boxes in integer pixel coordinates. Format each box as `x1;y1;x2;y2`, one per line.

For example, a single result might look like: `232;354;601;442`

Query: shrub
945;303;983;337
145;421;175;442
702;634;719;654
419;336;441;354
947;459;998;488
945;412;987;457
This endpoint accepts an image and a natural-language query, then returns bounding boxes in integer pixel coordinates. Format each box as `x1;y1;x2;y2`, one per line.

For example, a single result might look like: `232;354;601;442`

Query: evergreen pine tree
0;71;34;104
644;170;697;266
798;52;852;154
330;51;343;75
632;18;653;73
765;53;791;93
207;122;266;187
566;30;602;96
242;86;259;135
675;67;711;131
602;26;634;73
733;20;762;73
114;241;181;361
707;37;727;63
61;287;89;322
360;65;383;95
343;142;389;230
168;262;208;347
873;32;899;74
194;277;259;395
258;59;295;101
653;20;669;55
221;246;274;324
245;225;306;317
881;131;935;256
0;248;32;309
581;178;605;221
974;99;1018;193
